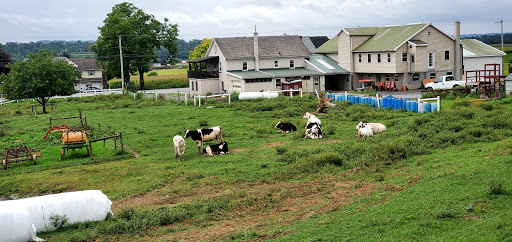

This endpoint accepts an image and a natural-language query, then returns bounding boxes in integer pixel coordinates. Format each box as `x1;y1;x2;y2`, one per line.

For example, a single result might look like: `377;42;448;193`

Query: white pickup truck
424;75;474;91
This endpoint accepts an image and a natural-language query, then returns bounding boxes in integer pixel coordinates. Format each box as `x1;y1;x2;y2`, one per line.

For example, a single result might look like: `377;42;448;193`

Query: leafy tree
0;44;12;75
188;38;212;60
0;50;81;113
91;2;178;91
61;50;71;58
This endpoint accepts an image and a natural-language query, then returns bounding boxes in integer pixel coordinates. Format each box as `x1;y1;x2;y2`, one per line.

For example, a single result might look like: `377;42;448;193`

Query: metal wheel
426;87;433;92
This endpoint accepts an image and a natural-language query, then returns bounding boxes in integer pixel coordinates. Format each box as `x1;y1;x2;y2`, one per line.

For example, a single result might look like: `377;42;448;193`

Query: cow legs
195;141;202;155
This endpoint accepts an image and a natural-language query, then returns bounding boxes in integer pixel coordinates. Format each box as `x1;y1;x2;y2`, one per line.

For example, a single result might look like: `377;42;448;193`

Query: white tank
238;92;279;100
0;202;32;242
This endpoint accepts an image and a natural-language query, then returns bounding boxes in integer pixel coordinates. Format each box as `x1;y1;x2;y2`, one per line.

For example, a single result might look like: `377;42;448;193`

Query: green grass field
108;68;188;90
1;94;511;241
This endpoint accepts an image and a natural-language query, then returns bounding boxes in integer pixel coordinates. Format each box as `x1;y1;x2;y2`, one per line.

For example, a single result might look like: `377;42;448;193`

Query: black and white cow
203;141;229;156
185;126;223;155
274;122;297;133
304;122;323;139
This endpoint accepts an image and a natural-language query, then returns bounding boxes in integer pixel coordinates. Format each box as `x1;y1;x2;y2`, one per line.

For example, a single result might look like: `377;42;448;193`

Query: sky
1;0;511;44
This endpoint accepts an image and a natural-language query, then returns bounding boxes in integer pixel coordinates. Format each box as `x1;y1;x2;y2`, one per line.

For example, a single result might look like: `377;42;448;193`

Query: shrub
147;71;158;76
198;120;209;127
50;214;70;231
489;181;504;196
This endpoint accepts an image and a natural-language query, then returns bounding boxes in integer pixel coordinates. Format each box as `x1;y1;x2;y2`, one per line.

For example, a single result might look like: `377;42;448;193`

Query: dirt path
123;145;140;158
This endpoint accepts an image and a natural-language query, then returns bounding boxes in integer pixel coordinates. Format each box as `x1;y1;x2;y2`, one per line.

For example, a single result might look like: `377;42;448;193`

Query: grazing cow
304;122;324;139
356;123;374;138
274;122;297;133
203;141;229;156
302;112;322;125
172;135;186;160
355;122;386;135
185;126;223;155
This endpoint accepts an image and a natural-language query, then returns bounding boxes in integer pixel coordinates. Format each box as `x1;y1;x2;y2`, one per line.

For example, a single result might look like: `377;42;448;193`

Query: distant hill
1;39;202;63
461;33;512;45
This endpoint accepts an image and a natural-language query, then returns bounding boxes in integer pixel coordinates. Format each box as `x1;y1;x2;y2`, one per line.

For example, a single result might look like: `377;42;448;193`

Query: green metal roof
314;35;338;53
227;70;273;79
344;27;379;35
260;67;323;77
307;54;349;74
352;23;428;52
505;74;512;81
461;39;506;57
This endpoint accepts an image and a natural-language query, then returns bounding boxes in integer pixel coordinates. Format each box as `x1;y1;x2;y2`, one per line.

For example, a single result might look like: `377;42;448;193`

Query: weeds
489;181;504;196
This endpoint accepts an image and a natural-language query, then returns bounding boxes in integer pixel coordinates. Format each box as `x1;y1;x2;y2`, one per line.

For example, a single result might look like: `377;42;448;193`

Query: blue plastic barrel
424;103;431;113
392;99;398;110
370;98;375;107
378;98;383;108
410;101;416;112
431;103;438;112
383;98;388;109
406;101;411;111
355;96;360;104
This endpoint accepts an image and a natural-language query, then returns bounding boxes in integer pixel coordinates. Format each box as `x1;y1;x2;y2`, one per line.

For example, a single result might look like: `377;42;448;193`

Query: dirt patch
229;148;247;153
463;216;479;220
263;142;286;147
317;139;341;145
123;145;140;158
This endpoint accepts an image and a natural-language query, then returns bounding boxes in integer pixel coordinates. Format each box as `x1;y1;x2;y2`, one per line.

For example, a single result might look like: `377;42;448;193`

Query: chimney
454;20;461;80
254;26;259;71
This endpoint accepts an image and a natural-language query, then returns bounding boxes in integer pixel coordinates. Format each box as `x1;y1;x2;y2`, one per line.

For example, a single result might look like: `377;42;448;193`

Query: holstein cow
185;126;223;155
203;141;229;156
305;122;324;139
274;122;297;133
355;122;386;137
302;112;322;125
172;135;186;160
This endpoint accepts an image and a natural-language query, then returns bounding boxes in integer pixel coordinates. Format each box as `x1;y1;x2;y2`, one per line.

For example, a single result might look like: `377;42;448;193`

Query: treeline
1;39;202;63
462;33;512;45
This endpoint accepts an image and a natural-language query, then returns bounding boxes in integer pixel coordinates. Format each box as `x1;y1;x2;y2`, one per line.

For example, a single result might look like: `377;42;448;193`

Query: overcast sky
1;0;511;44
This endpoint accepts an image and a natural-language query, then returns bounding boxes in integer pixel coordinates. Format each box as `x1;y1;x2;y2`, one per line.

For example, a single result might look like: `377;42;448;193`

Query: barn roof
461;39;506;57
214;35;311;59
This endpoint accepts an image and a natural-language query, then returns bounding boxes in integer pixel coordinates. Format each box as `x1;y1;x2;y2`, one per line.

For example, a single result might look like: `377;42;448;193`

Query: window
303;76;310;80
412;73;420;82
274;60;279;68
402;52;407;62
191;81;194;91
289;60;295;68
242;61;248;71
246;78;271;83
430;73;436;79
387;53;391;62
377;53;381;63
221;82;224;91
275;79;281;88
411;54;415;63
428;52;435;69
427;31;431;37
385;74;390;82
367;74;372;79
314;77;319;85
368;53;372;63
444;50;450;60
447;71;453;75
358;54;362;62
88;70;95;76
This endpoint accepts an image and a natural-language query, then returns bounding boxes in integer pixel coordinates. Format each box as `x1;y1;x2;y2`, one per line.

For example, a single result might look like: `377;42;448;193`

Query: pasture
1;94;511;241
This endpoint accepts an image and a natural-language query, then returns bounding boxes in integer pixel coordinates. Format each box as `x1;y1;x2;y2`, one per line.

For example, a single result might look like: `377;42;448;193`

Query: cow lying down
275;122;297;133
203;141;229;156
185;126;223;155
305;122;323;139
355;121;386;138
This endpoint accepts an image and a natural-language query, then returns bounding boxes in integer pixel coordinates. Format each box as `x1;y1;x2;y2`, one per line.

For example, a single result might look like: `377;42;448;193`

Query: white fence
194;93;231;107
52;89;123;99
135;90;190;104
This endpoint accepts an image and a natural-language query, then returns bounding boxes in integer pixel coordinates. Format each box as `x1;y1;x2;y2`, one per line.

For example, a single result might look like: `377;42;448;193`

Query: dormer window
289;60;295;69
243;61;248;71
88;70;95;76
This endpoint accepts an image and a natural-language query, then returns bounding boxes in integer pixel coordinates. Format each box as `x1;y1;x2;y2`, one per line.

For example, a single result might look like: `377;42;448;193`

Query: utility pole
118;36;125;94
496;20;504;51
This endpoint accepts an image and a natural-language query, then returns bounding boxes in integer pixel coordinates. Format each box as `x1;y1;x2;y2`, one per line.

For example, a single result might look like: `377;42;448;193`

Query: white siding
463;56;504;79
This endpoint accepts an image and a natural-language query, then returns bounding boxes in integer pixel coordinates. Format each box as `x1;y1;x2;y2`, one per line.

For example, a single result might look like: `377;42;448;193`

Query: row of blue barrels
326;94;438;113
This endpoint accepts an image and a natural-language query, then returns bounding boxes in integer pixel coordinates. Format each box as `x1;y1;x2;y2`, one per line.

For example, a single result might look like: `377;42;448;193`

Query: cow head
274;122;282;129
302;112;311;119
184;130;191;138
356;121;364;130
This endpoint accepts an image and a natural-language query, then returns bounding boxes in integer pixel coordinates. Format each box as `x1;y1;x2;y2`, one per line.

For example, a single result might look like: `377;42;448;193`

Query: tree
188;38;212;60
0;44;12;75
0;50;81;113
91;2;178;92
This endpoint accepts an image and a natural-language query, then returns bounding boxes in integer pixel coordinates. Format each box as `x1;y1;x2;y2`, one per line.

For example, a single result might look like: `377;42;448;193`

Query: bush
489;181;504;196
198;120;209;127
147;71;158;76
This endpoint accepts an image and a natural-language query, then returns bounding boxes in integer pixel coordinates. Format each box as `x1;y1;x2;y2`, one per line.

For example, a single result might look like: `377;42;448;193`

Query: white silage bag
0;201;32;242
16;190;112;232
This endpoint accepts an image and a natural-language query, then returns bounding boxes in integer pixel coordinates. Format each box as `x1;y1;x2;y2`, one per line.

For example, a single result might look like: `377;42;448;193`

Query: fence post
300;88;303;98
198;96;201;107
133;93;136;100
437;95;441;112
290;88;293;98
185;94;188;105
194;95;196;107
229;93;231;104
155;92;158;101
376;93;380;108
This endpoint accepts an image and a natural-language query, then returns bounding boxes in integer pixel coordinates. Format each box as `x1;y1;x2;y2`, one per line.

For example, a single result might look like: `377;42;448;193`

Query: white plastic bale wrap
238;92;278;100
0;202;32;242
0;190;112;241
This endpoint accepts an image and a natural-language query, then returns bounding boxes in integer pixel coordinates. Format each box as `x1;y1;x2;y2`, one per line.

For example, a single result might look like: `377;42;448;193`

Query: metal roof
314;35;338;54
461;39;506;57
187;56;219;63
227;70;273;79
352;23;429;52
306;54;349;74
259;67;323;77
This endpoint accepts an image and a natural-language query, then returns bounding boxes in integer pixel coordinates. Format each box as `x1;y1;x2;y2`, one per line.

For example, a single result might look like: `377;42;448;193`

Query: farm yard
1;94;512;241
